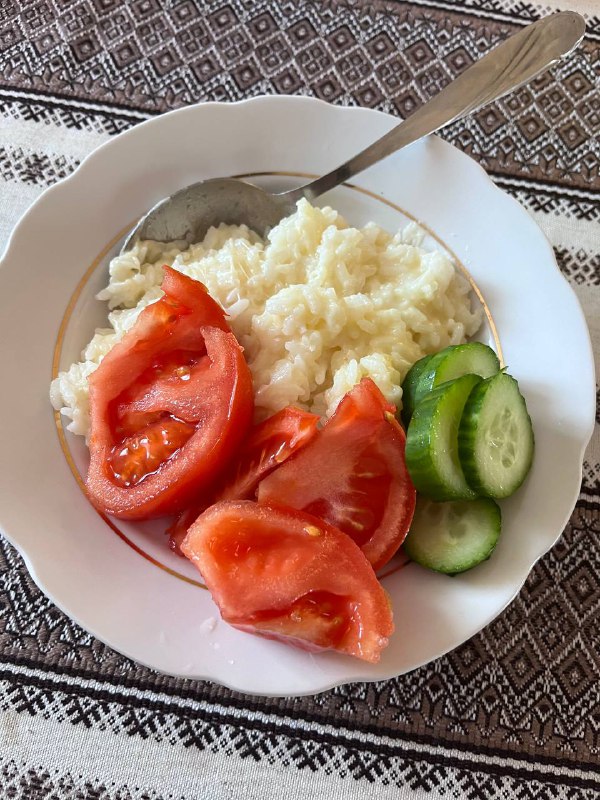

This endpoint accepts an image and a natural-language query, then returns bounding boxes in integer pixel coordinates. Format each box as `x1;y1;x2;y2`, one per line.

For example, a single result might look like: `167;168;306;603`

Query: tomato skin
159;267;230;329
257;378;416;571
217;406;320;502
86;268;254;519
167;406;320;554
89;268;230;405
181;500;393;663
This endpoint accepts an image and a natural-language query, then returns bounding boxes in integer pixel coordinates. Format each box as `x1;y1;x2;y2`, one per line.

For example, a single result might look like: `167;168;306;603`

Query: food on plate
215;405;320;501
402;346;534;574
257;379;416;571
405;373;483;501
50;199;482;436
180;500;394;663
458;372;534;498
404;355;534;503
403;497;501;574
168;405;320;553
401;342;500;426
85;267;253;519
49;199;497;662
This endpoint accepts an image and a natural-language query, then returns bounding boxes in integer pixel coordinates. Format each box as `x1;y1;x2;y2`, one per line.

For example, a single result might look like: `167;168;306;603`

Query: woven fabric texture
0;1;598;797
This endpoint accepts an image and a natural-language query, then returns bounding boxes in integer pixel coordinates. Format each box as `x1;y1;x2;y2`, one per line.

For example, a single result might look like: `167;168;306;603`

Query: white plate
0;97;595;696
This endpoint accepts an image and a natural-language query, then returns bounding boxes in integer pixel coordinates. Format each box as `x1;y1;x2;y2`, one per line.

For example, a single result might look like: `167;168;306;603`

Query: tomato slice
167;406;320;554
257;378;416;571
181;501;393;663
217;406;320;502
86;267;254;519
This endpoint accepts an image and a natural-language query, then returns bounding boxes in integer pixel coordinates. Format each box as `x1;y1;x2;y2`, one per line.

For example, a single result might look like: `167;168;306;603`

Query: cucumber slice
405;373;481;501
411;343;500;418
459;372;534;498
404;497;501;574
400;354;433;426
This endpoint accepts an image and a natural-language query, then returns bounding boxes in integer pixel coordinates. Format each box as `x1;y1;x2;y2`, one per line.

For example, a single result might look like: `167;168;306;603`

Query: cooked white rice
50;199;482;437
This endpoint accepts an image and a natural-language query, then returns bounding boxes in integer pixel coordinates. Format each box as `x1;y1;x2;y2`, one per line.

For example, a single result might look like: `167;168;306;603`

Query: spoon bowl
121;178;295;250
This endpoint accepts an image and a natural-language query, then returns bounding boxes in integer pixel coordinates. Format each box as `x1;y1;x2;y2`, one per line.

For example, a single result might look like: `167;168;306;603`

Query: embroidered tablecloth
0;1;598;798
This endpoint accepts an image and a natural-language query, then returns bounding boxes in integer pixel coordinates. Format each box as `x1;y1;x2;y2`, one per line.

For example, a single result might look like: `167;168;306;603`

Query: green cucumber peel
405;373;482;501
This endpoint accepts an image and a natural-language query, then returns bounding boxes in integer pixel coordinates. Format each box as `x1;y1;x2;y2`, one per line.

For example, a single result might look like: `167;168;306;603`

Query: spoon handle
281;11;585;204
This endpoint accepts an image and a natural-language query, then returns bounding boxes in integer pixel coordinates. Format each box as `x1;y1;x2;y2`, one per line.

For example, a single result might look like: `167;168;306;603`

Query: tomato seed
109;416;195;487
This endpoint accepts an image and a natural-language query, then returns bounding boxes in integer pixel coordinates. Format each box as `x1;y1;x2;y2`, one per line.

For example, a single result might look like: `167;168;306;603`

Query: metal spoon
122;11;585;251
